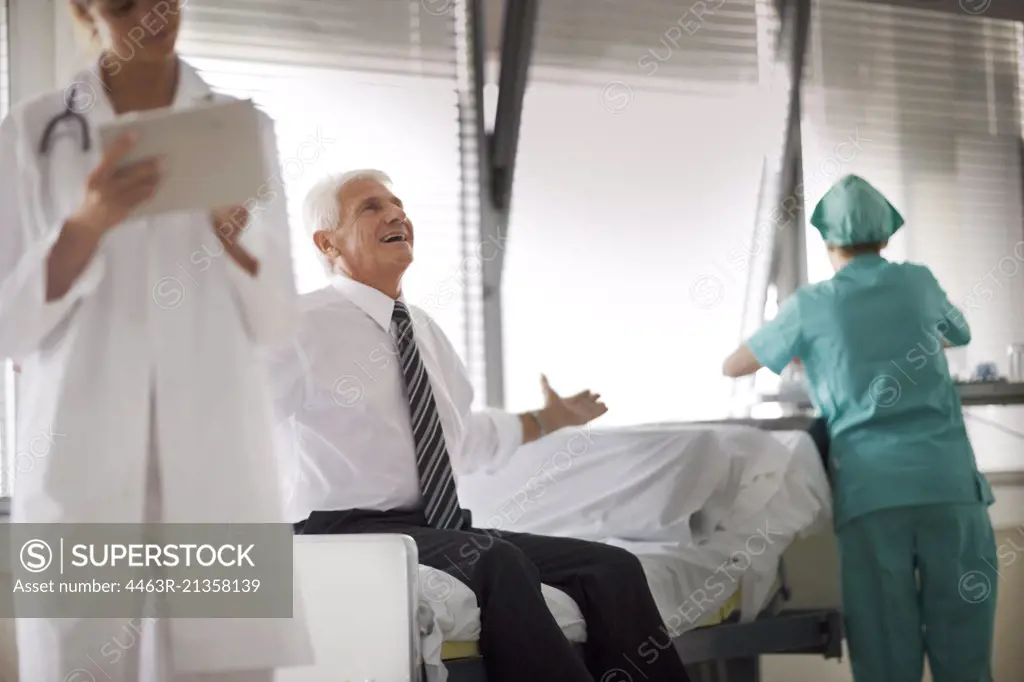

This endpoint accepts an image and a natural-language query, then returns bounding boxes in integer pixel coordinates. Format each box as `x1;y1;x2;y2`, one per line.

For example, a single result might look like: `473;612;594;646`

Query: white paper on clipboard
96;97;269;218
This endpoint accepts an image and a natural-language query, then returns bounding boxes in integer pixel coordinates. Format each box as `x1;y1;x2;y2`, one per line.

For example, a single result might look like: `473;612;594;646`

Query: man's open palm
540;374;608;429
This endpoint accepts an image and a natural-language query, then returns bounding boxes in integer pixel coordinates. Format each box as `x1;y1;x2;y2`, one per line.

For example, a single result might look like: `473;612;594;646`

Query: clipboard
96;97;270;218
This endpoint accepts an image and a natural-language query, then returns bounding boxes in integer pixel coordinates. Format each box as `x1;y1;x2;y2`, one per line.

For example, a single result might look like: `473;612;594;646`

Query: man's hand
536;374;608;433
211;205;259;277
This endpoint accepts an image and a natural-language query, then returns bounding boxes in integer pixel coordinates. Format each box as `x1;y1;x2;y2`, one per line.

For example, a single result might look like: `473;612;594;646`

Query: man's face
322;178;414;284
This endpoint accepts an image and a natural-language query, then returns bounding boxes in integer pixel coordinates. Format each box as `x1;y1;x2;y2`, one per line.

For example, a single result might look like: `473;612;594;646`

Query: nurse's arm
45;218;107;301
920;265;971;348
939;305;971;348
723;345;763;378
724;295;804;378
0;114;106;357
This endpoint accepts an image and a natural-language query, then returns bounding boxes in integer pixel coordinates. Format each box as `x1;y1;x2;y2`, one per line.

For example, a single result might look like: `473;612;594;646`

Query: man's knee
463;534;535;579
590;542;645;580
478;536;530;565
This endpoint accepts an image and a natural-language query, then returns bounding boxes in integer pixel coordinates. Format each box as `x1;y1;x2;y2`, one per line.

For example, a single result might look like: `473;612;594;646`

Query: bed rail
675;608;843;664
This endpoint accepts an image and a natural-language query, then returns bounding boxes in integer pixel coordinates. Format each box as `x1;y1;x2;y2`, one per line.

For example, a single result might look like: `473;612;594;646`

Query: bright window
176;0;475;365
503;82;769;424
499;0;778;424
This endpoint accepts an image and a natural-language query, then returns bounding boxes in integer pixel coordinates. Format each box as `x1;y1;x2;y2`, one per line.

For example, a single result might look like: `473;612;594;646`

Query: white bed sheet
618;429;833;621
420;428;832;681
456;423;822;546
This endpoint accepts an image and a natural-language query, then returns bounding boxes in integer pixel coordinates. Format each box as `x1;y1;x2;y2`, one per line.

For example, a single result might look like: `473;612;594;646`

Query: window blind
800;0;1024;472
529;0;769;93
801;0;1024;377
1;0;12;497
500;0;783;423
176;0;479;377
0;0;8;118
453;1;488;408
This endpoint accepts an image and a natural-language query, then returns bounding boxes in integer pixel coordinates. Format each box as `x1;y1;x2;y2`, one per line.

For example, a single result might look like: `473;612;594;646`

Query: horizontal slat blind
501;0;781;422
530;0;766;94
0;0;8;118
453;2;487;408
176;1;476;371
177;0;456;76
1;0;11;497
801;0;1024;377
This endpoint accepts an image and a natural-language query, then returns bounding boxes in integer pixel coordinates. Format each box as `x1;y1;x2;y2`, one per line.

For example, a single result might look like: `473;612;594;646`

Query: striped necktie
391;301;465;530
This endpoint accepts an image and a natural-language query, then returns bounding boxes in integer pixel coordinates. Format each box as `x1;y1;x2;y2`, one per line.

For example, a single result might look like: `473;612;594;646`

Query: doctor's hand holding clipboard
210;203;260;277
47;131;161;301
50;129;259;298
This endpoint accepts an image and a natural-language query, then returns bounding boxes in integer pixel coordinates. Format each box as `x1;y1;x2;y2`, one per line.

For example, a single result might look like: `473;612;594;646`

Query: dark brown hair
830;241;886;257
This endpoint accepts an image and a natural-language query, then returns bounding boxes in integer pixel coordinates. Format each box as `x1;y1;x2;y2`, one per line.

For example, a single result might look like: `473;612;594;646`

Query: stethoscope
36;82;218;156
38;84;92;156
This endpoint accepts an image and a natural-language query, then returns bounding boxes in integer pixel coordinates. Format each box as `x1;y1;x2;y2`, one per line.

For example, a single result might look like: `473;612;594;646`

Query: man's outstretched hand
537;374;608;432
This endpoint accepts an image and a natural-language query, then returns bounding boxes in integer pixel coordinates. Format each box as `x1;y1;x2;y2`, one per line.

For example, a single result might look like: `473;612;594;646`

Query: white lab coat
0;59;313;676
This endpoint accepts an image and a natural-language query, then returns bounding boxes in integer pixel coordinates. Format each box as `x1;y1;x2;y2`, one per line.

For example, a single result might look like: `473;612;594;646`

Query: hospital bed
286;534;837;682
447;416;842;682
284;417;842;682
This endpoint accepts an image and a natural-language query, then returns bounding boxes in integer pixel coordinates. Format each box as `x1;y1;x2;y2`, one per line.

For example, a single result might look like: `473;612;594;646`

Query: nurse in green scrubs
722;175;998;682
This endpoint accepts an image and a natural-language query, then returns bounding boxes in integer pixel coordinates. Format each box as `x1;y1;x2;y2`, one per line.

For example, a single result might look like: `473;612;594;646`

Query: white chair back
277;534;420;682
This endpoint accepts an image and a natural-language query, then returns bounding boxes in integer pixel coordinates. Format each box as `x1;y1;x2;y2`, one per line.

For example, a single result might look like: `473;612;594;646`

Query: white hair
302;168;394;275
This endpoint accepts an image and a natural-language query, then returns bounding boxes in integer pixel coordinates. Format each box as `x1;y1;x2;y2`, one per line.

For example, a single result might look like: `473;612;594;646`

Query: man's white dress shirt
267;276;524;523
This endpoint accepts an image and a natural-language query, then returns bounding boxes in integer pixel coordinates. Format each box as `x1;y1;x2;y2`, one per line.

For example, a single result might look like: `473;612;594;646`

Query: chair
278;534;421;682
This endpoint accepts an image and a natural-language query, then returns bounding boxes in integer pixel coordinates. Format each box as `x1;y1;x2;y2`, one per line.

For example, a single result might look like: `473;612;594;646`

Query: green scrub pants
837;503;998;682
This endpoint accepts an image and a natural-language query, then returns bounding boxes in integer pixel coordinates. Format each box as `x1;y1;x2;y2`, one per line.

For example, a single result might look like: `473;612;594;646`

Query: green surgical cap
810;175;905;247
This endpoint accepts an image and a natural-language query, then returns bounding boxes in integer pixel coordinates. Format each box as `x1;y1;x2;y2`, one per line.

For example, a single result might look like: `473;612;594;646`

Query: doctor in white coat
0;1;311;680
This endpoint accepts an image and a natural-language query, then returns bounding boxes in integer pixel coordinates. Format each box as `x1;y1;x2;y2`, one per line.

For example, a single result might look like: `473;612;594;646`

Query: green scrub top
747;255;994;527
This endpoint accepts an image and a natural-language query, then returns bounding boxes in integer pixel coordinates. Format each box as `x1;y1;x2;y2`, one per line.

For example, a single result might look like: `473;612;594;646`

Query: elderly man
267;169;691;682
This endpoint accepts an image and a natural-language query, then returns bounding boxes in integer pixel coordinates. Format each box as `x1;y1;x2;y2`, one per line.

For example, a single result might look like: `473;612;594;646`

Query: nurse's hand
68;132;163;237
211;205;249;245
211;205;259;277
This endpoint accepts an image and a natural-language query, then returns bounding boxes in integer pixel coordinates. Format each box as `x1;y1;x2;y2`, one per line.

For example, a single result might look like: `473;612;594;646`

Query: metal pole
733;0;812;414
